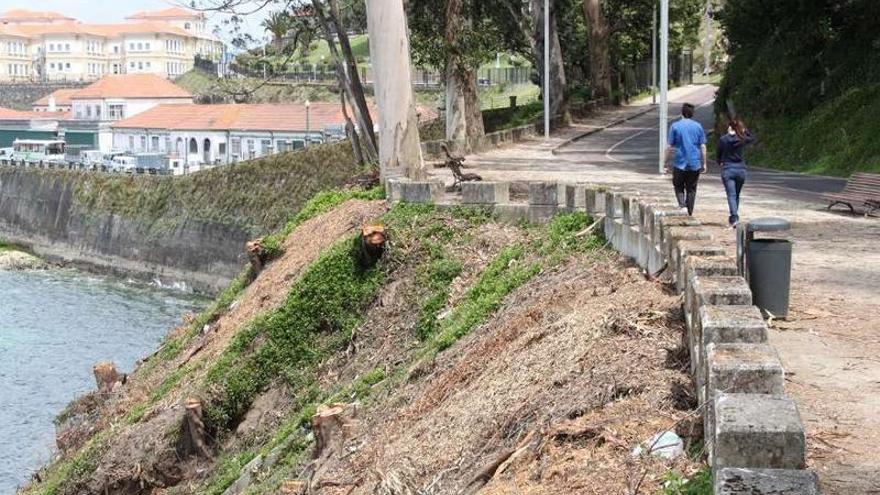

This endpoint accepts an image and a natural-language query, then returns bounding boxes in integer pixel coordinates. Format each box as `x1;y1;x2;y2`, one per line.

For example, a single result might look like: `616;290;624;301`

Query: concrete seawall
0;167;252;293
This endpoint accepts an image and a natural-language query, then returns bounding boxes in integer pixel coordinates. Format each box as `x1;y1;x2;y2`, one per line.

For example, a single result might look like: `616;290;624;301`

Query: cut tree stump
184;397;213;458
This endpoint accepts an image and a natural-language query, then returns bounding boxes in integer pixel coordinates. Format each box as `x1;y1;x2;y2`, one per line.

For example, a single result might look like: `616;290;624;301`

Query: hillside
21;193;706;495
747;85;880;176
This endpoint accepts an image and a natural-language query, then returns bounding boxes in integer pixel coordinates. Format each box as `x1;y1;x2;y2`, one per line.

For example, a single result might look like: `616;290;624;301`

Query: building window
86;105;91;118
165;137;171;151
230;138;241;156
129;136;135;150
108;104;124;120
95;106;101;118
219;143;227;156
145;42;151;50
65;63;70;70
140;136;147;151
261;139;271;155
151;136;159;151
65;43;70;51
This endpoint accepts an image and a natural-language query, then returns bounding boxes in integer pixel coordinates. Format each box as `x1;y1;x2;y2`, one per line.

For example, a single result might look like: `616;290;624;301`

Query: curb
551;105;657;155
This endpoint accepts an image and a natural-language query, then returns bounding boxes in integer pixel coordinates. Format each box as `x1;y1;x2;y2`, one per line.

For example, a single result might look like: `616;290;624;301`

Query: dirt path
432;88;880;493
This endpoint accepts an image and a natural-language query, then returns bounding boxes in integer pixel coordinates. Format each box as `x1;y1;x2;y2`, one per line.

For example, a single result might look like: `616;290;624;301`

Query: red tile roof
111;103;355;131
126;7;202;20
33;88;80;107
111;102;438;132
0;107;69;121
72;74;193;100
0;9;75;22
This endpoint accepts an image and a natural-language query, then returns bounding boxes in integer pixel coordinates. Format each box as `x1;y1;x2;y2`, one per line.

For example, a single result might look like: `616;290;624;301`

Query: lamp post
658;0;669;174
543;0;550;140
305;99;311;148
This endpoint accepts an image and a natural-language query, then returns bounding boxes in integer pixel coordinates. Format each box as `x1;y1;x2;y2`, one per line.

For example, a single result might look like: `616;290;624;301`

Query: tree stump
355;223;387;270
184;397;213;459
92;361;123;393
246;237;268;275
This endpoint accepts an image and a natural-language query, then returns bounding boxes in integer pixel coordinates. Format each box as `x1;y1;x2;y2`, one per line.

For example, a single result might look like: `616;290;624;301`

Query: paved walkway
430;85;880;494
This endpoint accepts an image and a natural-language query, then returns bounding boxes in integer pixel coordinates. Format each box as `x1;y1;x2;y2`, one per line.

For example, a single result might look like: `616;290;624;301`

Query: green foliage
717;0;880;118
203;451;259;495
426;245;540;354
23;434;106;495
745;84;880;176
69;141;358;237
482;101;544;133
202;235;385;432
262;186;384;259
661;467;712;495
415;252;464;340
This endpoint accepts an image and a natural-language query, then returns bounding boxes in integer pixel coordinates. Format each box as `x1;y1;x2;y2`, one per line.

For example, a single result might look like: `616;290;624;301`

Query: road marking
605;99;715;164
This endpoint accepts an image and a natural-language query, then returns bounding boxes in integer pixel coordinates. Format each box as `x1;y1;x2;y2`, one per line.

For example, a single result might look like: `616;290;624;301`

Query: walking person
717;118;755;227
664;103;708;216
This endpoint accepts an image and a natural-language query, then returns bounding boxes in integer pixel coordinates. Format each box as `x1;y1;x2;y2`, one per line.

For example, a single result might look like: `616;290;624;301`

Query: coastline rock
0;250;47;270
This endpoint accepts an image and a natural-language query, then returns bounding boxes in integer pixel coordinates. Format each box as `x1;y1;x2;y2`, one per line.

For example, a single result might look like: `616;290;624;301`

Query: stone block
621;194;641;226
604;190;623;219
659;216;703;246
665;226;712;269
527;205;558;224
392;180;444;204
564;184;585;211
639;198;676;234
686;276;752;375
701;305;768;348
462;181;510;205
714;468;820;495
493;204;529;223
713;393;806;471
584;185;607;216
529;181;560;205
647;205;688;244
682;254;738;310
675;241;727;294
705;344;785;457
622;225;641;259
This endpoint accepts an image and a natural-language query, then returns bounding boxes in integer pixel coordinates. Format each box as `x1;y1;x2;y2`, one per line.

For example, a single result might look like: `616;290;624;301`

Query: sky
4;0;271;47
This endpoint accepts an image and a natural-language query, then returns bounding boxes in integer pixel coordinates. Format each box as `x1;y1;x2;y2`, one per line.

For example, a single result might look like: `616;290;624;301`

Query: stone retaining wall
388;179;820;494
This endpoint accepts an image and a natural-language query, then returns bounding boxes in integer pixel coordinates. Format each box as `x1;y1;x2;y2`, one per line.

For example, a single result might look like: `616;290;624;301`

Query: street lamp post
305;99;311;148
658;0;669;174
544;0;550;140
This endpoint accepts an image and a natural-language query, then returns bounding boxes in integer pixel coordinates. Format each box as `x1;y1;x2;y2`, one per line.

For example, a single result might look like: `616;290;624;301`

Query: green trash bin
738;218;792;319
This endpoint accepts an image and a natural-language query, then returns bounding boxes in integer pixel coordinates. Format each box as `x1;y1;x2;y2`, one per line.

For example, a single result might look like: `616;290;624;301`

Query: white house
65;73;193;151
109;102;366;173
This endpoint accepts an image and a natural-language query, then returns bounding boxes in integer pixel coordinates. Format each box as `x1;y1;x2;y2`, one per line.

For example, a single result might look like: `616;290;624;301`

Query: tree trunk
444;0;484;154
366;0;425;182
531;0;569;122
313;0;378;165
583;0;613;102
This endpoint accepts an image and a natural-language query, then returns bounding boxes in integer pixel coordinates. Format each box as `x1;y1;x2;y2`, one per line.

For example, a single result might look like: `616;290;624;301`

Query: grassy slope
53;141;359;238
748;84;880;176
22;196;603;495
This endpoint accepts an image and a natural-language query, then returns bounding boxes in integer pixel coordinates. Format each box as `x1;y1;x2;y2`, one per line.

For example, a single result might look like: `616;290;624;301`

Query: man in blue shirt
664;103;707;215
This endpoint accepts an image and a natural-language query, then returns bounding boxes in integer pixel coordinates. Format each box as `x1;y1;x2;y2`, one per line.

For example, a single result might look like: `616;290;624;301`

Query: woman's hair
729;118;748;140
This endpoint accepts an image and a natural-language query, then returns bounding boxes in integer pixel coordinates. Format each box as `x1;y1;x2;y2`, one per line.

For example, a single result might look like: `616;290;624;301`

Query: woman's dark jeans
721;166;747;225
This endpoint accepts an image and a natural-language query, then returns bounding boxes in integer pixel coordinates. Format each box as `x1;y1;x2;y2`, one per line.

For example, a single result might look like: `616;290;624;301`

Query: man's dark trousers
672;168;700;215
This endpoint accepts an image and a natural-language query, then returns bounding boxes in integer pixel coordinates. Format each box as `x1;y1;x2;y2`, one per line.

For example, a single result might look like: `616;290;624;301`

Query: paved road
556;85;848;204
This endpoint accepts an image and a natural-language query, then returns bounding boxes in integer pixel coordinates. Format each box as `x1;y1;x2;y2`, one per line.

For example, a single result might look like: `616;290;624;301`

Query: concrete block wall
390;180;819;494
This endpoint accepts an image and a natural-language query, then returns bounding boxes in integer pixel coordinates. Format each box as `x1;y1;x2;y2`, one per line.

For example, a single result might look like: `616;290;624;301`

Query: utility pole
658;0;669;174
652;2;657;104
543;0;550;139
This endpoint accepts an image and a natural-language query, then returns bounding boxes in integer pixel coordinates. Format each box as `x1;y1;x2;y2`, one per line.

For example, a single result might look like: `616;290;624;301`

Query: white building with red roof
0;7;223;82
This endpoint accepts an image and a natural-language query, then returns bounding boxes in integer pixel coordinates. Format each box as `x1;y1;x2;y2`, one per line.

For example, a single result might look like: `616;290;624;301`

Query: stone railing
389;179;821;495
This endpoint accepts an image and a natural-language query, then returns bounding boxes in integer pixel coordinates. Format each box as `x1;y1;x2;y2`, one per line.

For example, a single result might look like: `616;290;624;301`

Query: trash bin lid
747;217;791;233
